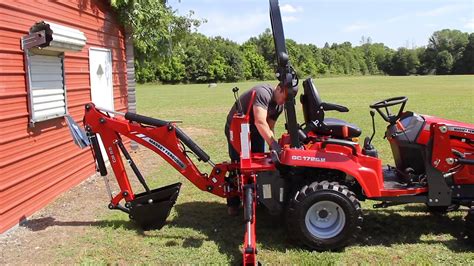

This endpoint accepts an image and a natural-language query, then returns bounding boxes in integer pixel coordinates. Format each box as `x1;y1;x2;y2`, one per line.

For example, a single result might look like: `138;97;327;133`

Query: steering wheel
369;96;408;124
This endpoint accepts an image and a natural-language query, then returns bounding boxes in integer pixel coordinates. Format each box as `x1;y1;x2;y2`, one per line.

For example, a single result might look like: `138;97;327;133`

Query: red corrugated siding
0;0;128;233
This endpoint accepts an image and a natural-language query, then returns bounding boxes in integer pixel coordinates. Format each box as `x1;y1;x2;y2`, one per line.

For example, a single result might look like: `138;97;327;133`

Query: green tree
111;0;202;55
215;37;246;81
208;55;227;81
391;48;420;75
456;33;474;74
241;43;271;80
182;33;212;82
111;0;202;83
435;50;454;74
425;29;469;74
360;44;378;74
156;52;186;83
135;59;158;83
247;29;276;70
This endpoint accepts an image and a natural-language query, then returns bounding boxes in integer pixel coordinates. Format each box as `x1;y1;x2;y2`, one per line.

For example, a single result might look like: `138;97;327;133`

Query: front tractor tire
286;181;363;251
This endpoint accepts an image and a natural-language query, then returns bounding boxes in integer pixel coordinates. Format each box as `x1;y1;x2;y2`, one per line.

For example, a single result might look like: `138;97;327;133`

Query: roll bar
269;0;300;148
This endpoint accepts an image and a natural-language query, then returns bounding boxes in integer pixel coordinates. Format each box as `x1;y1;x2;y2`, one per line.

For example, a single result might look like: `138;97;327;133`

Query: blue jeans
226;124;265;162
225;124;265;207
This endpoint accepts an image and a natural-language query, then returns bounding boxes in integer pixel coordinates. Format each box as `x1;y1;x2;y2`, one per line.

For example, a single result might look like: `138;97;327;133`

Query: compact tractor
72;0;474;264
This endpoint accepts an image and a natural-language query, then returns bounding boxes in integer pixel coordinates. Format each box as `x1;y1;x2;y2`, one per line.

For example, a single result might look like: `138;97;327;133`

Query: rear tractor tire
286;181;363;251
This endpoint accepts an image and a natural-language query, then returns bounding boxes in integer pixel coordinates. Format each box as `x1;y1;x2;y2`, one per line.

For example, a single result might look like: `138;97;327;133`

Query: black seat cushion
319;118;362;138
300;78;362;139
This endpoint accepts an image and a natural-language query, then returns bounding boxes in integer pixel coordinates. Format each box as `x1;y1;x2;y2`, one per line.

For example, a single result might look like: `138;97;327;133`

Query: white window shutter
28;53;67;123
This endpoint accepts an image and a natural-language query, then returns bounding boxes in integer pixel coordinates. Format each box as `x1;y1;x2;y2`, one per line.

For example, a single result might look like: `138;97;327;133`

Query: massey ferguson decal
136;134;187;169
292;155;326;162
449;126;474;135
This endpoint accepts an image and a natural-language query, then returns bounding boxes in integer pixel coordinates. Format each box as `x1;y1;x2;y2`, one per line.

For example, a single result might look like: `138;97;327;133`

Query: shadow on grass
19;216;137;232
360;208;471;252
21;201;472;262
169;202;472;255
168;201;293;264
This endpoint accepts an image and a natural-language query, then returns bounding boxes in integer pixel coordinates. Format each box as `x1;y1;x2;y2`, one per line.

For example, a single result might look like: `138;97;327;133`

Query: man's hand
270;140;282;154
270;140;282;164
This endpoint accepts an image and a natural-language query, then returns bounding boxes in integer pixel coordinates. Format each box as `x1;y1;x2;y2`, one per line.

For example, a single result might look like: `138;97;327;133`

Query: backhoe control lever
232;87;243;115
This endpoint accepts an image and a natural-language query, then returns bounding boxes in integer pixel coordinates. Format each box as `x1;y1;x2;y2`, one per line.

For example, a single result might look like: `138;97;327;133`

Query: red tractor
73;0;474;264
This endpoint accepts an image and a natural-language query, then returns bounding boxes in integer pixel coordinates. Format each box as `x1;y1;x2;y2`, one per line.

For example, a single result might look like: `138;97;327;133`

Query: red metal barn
0;0;136;233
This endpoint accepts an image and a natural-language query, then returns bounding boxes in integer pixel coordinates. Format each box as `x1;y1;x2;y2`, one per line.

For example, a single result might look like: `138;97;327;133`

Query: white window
27;51;67;124
22;21;86;126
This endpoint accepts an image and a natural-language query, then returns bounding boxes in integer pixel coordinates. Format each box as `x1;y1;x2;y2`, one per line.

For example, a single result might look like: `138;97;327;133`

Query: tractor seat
300;78;361;139
320;118;361;138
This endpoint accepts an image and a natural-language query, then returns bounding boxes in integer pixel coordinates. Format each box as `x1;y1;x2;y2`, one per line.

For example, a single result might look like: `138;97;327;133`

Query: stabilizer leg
242;174;257;265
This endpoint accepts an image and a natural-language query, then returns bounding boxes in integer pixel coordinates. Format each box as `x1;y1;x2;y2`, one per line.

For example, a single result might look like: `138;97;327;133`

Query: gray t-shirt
225;84;284;132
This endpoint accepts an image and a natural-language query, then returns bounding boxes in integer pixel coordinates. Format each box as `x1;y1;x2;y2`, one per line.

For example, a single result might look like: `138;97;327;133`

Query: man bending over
224;84;287;215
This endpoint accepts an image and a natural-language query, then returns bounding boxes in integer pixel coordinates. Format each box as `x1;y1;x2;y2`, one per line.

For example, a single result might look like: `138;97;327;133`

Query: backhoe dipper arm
83;103;234;207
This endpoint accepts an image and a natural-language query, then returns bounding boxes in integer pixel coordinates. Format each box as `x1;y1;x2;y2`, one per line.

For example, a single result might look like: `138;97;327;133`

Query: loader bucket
129;182;182;230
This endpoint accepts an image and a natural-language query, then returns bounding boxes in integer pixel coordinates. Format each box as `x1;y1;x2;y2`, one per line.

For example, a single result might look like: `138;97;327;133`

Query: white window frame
24;48;68;126
21;21;86;127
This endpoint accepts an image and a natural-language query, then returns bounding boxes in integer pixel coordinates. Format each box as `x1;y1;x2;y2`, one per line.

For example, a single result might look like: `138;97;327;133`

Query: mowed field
51;76;474;264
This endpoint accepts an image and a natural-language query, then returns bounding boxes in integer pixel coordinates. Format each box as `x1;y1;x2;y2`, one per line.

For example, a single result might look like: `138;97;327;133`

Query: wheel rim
305;200;346;239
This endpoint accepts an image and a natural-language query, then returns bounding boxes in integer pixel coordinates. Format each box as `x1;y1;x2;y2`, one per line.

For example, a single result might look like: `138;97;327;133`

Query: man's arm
253;106;276;145
267;118;276;132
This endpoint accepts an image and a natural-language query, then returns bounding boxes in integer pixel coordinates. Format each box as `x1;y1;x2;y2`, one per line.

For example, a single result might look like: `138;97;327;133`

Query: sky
169;0;474;49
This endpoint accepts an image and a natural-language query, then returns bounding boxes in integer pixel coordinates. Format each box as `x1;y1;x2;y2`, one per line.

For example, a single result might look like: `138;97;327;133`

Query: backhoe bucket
129;182;182;230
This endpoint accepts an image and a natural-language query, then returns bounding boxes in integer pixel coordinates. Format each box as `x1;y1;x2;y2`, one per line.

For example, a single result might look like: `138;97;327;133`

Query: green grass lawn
66;75;473;264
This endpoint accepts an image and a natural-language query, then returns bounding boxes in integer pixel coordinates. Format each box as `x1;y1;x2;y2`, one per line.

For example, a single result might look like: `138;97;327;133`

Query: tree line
110;1;473;84
135;28;474;84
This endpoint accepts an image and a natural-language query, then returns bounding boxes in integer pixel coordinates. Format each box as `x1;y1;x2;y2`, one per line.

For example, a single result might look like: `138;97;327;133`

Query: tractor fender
280;147;384;197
